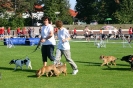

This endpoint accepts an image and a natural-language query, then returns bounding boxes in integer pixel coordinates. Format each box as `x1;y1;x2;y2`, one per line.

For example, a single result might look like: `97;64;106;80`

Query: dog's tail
64;63;66;66
116;58;119;60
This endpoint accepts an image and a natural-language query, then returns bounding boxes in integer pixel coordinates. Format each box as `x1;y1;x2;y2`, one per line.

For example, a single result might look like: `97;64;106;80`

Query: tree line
0;0;133;29
0;0;72;29
75;0;133;24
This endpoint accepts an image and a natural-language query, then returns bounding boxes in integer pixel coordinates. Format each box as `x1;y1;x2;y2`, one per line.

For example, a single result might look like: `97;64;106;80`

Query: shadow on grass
102;67;131;71
0;66;36;73
75;61;101;66
75;61;130;67
27;75;37;78
27;75;58;78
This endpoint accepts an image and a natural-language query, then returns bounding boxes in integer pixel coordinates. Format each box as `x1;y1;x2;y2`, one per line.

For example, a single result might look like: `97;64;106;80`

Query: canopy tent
105;18;112;24
101;25;117;30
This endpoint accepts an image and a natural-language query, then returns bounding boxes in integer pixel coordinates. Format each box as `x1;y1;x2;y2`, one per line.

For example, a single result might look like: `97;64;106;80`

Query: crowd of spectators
0;26;132;43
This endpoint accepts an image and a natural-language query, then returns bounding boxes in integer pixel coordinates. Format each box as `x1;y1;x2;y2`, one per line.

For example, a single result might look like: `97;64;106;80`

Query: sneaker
72;69;78;75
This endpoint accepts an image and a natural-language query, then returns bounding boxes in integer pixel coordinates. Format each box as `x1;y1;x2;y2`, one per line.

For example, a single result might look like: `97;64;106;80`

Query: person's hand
41;39;46;43
62;39;67;42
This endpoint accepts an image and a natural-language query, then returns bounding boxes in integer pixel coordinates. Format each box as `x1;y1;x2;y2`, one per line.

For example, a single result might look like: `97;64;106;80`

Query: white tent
102;25;117;30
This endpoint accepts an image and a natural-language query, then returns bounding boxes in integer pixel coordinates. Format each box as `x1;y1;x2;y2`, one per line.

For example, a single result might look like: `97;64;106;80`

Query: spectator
113;28;118;39
0;27;2;37
118;27;123;39
1;26;5;37
17;27;20;37
22;27;26;37
73;27;77;39
7;27;11;35
100;29;105;40
108;29;113;39
128;27;133;43
89;29;94;39
39;26;41;35
32;27;35;38
83;26;89;41
28;27;32;38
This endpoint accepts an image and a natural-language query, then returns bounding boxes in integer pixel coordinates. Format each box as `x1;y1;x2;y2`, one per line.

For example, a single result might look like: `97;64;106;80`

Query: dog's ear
100;55;104;58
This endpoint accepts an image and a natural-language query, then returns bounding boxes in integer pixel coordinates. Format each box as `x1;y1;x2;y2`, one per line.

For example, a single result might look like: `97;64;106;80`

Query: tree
75;0;95;23
75;0;116;23
113;0;133;24
75;0;133;24
42;0;73;24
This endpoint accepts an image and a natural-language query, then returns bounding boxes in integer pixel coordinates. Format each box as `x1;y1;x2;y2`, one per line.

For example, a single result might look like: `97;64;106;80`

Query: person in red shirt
73;28;77;39
0;27;2;37
128;27;133;43
1;27;4;37
7;27;11;35
22;27;26;37
17;27;20;37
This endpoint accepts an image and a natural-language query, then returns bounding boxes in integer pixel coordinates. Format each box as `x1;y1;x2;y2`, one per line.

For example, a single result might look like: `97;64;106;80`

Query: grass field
0;39;133;88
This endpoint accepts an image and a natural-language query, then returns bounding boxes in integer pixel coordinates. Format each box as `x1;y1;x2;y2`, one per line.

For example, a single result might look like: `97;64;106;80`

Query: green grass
0;39;133;88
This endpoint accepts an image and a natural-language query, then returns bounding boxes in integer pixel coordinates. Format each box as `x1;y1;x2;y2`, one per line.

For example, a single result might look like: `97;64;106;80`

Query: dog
54;63;67;76
129;55;133;71
121;55;132;63
100;55;117;66
36;64;57;78
9;57;32;70
121;55;133;71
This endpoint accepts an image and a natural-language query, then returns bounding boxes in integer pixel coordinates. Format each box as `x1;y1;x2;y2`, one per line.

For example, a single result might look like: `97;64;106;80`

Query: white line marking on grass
70;40;130;44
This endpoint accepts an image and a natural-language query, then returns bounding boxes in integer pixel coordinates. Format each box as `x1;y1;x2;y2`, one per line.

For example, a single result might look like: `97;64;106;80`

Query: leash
21;46;40;59
21;39;41;59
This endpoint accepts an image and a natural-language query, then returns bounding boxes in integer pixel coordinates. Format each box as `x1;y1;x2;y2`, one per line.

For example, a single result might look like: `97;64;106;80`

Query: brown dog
54;63;67;77
36;64;57;78
100;55;117;66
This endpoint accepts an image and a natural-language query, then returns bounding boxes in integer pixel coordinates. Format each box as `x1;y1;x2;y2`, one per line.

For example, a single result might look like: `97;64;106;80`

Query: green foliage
0;40;133;88
9;16;24;30
42;0;72;24
0;18;8;27
113;0;133;24
76;0;133;24
24;18;32;26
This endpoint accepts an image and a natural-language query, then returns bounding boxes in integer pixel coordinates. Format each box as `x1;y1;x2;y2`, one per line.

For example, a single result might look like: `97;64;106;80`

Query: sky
69;0;76;10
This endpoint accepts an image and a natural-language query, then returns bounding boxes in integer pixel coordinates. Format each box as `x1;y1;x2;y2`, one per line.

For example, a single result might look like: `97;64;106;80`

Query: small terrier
100;55;117;66
36;64;57;78
54;63;67;76
9;57;32;70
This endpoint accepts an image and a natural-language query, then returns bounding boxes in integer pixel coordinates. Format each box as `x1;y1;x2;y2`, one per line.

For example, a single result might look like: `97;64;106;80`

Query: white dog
9;57;32;70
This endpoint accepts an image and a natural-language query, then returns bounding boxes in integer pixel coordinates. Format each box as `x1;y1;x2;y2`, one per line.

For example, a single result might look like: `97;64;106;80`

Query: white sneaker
72;69;78;75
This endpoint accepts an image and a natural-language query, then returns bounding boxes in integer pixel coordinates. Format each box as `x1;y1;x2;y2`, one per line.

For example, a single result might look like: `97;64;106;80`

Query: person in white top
108;29;112;39
83;26;90;41
113;28;118;39
37;16;56;66
54;20;78;75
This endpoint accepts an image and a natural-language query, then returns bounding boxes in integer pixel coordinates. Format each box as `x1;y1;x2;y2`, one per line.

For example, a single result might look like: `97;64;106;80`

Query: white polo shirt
57;27;70;50
41;24;56;45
